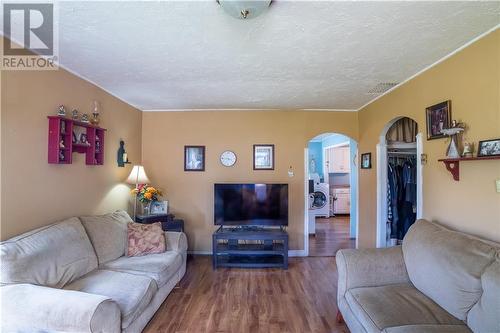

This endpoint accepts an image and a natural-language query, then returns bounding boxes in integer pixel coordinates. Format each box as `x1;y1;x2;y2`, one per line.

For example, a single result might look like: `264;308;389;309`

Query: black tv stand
212;226;288;269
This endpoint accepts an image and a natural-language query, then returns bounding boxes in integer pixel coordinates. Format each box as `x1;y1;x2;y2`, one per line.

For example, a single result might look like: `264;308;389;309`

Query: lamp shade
126;165;150;185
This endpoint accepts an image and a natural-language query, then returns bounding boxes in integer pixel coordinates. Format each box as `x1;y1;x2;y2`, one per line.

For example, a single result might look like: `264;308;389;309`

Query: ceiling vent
367;82;399;95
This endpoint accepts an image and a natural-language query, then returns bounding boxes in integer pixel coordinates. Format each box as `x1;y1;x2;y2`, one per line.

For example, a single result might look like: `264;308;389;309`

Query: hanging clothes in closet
387;157;417;241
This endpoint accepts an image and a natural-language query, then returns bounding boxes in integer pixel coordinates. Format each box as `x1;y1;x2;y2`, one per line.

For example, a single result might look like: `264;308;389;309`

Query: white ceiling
10;1;500;110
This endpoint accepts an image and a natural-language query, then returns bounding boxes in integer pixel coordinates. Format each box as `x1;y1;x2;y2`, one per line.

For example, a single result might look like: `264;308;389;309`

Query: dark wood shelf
438;155;500;181
213;228;288;269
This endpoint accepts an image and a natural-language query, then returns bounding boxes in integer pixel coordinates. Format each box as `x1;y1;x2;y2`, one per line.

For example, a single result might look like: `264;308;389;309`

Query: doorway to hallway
309;216;355;257
306;132;358;257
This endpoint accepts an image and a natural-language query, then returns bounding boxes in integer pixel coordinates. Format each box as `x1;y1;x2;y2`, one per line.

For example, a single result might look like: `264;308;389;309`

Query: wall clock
220;150;237;167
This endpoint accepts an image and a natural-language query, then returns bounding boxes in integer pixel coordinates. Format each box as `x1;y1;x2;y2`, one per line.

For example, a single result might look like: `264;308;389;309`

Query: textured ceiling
11;1;500;110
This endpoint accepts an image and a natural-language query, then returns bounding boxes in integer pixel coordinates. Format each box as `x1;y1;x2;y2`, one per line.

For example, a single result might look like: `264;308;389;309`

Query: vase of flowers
131;185;163;215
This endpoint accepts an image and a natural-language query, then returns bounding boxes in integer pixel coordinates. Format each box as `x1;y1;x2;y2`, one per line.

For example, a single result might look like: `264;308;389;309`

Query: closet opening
376;117;423;248
305;133;358;256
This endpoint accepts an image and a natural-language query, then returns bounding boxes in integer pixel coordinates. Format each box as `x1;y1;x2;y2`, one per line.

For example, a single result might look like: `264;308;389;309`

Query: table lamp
126;165;151;221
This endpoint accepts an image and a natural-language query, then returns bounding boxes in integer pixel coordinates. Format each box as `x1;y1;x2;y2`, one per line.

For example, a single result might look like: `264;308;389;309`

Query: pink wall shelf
48;116;106;165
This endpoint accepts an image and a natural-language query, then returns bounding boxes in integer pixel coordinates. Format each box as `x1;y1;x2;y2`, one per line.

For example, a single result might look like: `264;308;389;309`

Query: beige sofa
1;210;187;333
336;219;499;333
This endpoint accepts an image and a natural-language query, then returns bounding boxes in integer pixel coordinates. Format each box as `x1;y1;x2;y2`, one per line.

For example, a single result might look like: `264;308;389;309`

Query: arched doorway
376;117;423;248
304;133;359;256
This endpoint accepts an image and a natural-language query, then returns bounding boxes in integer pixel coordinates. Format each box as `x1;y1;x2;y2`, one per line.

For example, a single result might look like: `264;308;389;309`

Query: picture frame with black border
426;100;451;140
184;145;205;171
477;138;500;157
361;152;372;169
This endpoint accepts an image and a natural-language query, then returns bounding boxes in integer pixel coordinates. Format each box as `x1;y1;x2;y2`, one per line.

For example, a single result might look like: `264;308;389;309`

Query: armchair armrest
336;246;410;300
165;231;188;253
1;283;120;333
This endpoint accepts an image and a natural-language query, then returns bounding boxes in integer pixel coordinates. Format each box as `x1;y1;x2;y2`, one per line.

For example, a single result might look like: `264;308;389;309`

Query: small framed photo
361;153;372;169
426;100;451;140
253;144;274;170
184;146;205;171
477;138;500;157
150;201;168;215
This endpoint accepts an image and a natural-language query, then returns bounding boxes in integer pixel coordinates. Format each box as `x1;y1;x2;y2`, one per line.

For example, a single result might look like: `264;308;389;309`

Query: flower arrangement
131;185;163;204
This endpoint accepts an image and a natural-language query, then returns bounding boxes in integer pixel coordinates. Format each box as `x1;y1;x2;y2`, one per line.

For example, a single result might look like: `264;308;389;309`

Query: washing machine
309;182;330;218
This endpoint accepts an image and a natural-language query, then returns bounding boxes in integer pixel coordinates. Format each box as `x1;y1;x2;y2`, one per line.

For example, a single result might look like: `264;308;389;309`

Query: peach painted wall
1;40;142;240
357;29;500;247
141;111;358;252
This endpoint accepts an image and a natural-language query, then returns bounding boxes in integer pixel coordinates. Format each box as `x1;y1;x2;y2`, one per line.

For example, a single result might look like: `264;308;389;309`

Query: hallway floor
309;216;355;257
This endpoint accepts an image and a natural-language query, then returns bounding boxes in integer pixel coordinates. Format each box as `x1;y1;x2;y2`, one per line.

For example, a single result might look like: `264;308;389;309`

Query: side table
135;214;184;232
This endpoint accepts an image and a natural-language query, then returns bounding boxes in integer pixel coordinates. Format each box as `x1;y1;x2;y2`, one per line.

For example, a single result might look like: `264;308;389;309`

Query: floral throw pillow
127;222;166;257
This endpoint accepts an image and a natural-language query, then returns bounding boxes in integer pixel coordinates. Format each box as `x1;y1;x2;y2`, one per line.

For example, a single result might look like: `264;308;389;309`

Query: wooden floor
144;256;349;333
309;216;355;257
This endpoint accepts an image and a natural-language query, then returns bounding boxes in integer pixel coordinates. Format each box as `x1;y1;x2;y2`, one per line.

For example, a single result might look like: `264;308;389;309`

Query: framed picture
477;138;500;157
184;145;205;171
150;200;168;215
361;153;371;169
253;144;274;170
426;100;451;140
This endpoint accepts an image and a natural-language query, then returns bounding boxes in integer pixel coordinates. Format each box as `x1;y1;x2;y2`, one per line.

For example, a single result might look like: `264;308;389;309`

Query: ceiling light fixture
217;0;272;20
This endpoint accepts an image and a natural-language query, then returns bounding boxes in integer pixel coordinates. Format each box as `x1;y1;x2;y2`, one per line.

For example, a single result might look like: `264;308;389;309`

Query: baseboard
188;250;212;255
188;250;308;257
288;250;307;257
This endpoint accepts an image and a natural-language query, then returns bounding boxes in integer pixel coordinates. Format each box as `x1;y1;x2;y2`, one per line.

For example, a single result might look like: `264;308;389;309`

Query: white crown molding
141;108;357;112
3;23;498;113
356;24;500;112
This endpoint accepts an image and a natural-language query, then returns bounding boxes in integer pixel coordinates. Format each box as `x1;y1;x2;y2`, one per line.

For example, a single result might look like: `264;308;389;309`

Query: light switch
496;180;500;193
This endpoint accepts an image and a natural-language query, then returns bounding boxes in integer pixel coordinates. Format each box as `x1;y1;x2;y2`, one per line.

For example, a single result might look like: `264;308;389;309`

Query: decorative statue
57;105;66;117
59;140;65;149
91;100;101;125
81;113;90;123
72;109;79;120
441;120;465;159
117;140;126;167
462;142;474;158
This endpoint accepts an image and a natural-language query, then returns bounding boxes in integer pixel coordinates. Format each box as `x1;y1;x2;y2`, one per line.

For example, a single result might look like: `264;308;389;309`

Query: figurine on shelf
58;105;67;117
59;151;65;161
91;100;101;126
80;133;90;146
60;121;66;134
117;140;125;167
462;142;474;158
96;135;101;152
441;120;465;158
72;109;79;120
81;113;90;123
59;140;65;149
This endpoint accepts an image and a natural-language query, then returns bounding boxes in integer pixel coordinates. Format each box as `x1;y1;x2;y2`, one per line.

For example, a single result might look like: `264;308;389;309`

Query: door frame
376;119;423;248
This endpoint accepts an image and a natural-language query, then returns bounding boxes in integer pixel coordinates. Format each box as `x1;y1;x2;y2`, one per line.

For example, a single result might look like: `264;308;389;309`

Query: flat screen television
214;183;288;226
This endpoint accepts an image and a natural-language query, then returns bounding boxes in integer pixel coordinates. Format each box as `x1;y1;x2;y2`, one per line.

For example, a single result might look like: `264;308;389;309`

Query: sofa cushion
127;222;166;257
0;217;97;288
467;254;500;333
345;283;463;332
402;219;498;320
64;269;157;329
79;210;132;264
382;325;471;333
101;251;182;287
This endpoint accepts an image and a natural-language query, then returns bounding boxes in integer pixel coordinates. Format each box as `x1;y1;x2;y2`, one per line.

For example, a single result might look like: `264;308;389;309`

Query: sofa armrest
165;231;188;253
1;283;121;333
336;246;410;300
